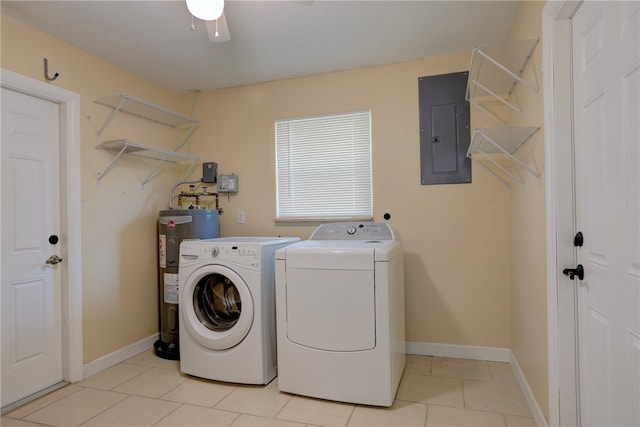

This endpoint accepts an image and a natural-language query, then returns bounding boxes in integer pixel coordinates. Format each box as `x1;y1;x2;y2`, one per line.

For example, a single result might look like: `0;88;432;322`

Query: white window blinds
275;111;372;220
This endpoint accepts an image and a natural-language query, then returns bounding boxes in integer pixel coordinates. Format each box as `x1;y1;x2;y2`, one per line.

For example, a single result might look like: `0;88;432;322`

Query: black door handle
562;264;584;280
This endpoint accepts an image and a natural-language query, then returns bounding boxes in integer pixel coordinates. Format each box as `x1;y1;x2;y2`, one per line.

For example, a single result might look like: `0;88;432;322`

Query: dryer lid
283;242;374;270
276;240;402;269
277;240;402;266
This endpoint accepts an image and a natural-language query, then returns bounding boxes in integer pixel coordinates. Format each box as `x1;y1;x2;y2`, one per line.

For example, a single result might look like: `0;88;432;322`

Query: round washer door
182;264;254;350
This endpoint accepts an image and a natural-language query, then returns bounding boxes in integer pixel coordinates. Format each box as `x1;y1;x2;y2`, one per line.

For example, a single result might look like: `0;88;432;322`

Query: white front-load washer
179;236;299;384
275;222;406;406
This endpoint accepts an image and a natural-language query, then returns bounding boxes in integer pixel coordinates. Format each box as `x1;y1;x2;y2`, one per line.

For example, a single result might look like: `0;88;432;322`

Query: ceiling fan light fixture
186;0;224;21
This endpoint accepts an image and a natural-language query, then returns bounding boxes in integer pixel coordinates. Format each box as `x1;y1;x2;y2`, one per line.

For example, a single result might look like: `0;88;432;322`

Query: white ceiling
2;0;521;92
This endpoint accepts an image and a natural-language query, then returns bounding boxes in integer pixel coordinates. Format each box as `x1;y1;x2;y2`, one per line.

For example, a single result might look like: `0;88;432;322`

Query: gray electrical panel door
419;71;471;185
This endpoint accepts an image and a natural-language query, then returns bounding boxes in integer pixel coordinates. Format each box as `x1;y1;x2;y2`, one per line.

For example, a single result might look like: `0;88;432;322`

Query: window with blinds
275;110;372;221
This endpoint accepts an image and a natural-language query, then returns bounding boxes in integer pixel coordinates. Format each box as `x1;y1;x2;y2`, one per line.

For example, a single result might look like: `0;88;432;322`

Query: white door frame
543;2;582;426
0;69;83;386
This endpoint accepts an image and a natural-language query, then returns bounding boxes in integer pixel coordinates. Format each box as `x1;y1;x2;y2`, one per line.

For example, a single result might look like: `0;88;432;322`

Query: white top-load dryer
275;222;405;406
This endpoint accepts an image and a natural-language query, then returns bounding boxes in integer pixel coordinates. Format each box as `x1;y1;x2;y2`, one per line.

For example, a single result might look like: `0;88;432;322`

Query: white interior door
1;87;63;407
571;2;640;425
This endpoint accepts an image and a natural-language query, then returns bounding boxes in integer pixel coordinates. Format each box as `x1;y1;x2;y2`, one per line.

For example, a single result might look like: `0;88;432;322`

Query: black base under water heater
154;209;219;360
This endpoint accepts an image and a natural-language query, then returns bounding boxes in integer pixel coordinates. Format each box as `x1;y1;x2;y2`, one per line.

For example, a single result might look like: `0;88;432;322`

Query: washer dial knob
347;226;357;235
211;247;220;257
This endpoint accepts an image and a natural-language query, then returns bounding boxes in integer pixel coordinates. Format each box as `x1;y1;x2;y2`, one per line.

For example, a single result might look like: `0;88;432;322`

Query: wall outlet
383;209;392;223
237;211;245;224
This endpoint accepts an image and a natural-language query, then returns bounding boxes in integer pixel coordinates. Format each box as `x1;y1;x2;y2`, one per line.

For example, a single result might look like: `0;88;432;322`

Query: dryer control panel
309;222;395;241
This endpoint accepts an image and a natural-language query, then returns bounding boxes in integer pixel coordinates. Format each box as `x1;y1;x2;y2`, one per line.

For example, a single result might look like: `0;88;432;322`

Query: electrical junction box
202;162;217;183
217;174;239;193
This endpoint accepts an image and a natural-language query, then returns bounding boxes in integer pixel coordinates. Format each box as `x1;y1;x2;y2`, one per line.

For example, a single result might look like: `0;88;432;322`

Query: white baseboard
82;334;157;379
509;352;549;427
407;341;547;427
406;341;511;362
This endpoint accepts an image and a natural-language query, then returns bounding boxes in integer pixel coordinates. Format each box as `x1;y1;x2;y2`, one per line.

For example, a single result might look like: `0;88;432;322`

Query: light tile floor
2;350;537;427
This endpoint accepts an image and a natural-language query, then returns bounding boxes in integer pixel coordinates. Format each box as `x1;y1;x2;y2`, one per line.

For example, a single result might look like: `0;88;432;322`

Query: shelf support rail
96;144;128;184
140;151;172;188
467;76;523;116
468;98;510;126
176;157;200;184
475;128;541;180
472;153;518;190
140;121;198;187
96;97;127;141
143;122;198;186
172;122;198;153
472;47;540;96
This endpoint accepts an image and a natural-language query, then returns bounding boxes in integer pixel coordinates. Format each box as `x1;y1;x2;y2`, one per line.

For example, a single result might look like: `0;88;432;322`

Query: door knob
45;255;63;265
562;264;584;280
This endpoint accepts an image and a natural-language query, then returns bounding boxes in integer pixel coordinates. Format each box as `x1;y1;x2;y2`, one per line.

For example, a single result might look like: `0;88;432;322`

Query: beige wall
506;1;549;420
2;4;549;416
186;56;514;349
1;15;197;362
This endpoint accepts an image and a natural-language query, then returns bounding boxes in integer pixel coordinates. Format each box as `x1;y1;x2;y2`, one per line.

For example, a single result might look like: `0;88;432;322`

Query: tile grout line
5;386;85;421
149;401;185;427
75;391;131;427
341;401;356;427
81;364;153;392
424;402;430;427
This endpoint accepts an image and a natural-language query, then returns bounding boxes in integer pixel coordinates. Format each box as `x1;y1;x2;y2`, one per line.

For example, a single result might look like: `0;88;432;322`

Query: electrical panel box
418;71;471;185
217;174;239;193
202;162;217;183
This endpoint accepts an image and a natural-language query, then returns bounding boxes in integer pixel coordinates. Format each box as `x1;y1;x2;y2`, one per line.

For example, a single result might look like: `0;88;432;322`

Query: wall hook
43;58;60;81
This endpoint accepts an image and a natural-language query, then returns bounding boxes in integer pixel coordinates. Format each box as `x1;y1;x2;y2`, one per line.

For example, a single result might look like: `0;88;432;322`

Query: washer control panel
310;221;395;241
181;241;260;268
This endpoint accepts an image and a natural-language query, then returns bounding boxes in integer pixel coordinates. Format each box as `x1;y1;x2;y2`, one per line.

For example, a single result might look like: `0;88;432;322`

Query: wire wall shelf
94;93;199;187
465;39;541;189
95;93;198;129
467;127;540;189
466;39;539;125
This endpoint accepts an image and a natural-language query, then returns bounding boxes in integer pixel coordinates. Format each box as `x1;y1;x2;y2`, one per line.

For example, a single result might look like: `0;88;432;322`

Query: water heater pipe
177;191;219;210
168;179;201;209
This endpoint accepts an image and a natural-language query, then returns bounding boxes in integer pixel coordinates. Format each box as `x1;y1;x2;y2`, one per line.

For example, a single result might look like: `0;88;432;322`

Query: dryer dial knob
347;227;357;235
211;247;220;257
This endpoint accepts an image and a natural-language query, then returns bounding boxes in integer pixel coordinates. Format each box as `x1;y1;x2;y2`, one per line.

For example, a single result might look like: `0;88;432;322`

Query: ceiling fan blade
205;12;230;43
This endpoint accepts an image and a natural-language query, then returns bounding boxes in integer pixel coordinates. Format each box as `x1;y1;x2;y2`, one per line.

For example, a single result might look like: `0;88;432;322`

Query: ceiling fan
186;0;230;43
186;0;313;44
